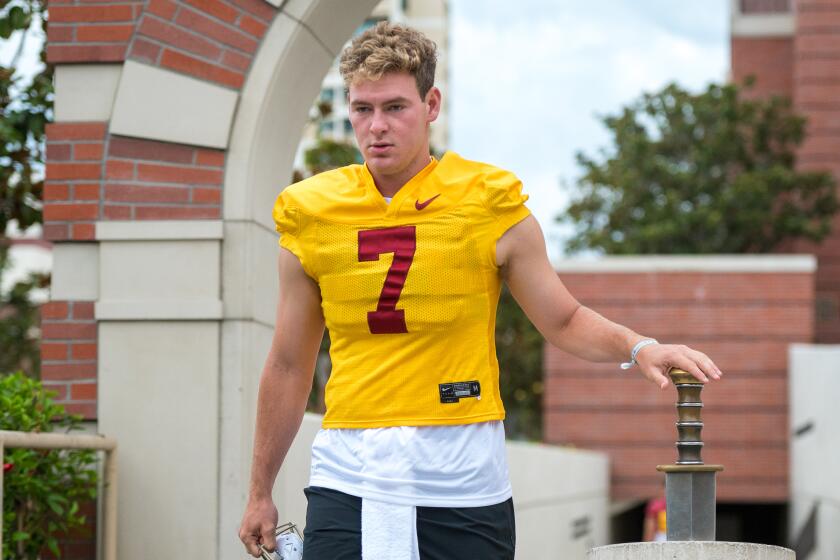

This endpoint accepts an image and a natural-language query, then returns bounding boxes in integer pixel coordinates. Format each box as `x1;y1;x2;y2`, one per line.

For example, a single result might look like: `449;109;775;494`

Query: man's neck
370;153;433;198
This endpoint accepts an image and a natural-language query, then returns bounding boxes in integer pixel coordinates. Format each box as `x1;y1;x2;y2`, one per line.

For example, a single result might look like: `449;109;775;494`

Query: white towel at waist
361;498;420;560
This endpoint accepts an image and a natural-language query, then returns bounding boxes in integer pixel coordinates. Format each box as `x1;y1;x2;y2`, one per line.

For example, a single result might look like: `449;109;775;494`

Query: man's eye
388;105;404;111
354;106;370;113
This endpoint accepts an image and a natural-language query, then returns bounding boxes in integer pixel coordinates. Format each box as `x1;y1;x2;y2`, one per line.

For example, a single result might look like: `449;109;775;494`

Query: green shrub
1;372;99;560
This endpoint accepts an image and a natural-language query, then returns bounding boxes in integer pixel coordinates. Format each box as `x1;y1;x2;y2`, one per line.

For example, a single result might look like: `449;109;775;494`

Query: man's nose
369;109;388;135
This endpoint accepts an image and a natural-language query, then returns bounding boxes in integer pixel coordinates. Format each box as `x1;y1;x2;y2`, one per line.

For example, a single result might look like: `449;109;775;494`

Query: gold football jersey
273;151;530;428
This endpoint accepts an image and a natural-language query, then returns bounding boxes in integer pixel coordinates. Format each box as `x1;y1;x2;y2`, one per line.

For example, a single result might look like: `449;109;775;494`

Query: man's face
347;72;441;180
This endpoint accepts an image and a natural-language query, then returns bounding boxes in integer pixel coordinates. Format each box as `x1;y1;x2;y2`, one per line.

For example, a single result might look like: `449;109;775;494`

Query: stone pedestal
588;542;795;559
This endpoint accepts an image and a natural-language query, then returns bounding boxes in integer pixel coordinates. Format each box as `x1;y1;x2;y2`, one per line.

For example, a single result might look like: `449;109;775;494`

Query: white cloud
448;0;729;254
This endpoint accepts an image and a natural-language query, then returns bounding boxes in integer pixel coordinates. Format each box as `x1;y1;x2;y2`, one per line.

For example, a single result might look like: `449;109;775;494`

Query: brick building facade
732;0;840;342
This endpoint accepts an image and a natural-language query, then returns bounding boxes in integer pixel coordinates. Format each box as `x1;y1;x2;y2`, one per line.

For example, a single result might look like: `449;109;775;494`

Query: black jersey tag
439;380;481;403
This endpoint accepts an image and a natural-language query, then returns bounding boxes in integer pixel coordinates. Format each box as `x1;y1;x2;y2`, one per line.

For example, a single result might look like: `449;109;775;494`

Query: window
355;17;386;36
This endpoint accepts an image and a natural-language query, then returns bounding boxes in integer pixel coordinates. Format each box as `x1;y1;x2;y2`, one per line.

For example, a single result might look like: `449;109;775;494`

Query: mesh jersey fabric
272;151;530;428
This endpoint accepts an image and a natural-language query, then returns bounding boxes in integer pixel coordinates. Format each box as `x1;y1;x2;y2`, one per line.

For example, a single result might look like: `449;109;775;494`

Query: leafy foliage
561;81;838;254
496;286;543;440
1;0;51;377
0;245;46;377
1;0;51;235
1;372;99;560
304;139;361;176
293;99;362;184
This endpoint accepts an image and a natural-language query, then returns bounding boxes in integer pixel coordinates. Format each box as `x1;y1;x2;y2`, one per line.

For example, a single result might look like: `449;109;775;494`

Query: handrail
0;430;117;560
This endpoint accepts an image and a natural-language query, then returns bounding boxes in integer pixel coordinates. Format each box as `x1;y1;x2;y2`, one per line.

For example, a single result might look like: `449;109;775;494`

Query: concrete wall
508;441;609;559
789;344;840;560
275;415;610;560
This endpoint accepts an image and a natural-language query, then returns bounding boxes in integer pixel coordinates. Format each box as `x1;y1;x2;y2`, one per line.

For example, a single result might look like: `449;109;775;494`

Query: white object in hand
275;530;303;560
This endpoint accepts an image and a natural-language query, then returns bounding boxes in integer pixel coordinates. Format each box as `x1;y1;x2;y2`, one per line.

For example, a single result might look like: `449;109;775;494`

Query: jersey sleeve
272;189;317;279
483;168;531;240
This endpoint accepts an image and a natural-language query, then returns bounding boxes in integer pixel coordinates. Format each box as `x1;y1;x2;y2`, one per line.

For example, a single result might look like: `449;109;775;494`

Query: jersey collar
361;155;440;216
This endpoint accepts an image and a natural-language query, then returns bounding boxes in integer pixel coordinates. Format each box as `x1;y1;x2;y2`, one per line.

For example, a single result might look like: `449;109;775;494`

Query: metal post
656;368;724;541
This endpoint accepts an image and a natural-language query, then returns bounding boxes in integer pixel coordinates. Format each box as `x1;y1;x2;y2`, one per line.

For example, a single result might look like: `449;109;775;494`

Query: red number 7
358;226;416;334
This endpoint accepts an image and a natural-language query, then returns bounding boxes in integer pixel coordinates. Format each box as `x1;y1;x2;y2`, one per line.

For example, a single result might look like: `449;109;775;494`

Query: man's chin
366;157;399;175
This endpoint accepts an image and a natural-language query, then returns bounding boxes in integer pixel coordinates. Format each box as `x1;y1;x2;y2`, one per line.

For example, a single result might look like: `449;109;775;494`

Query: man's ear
425;87;442;123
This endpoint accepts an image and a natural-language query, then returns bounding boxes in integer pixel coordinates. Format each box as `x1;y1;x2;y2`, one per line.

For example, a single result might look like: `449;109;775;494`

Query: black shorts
302;486;516;560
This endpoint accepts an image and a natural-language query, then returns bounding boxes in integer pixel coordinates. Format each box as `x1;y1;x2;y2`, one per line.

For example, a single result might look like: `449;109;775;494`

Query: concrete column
589;542;794;559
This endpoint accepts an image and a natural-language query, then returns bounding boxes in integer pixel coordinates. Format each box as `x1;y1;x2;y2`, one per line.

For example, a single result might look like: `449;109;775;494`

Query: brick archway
43;1;378;556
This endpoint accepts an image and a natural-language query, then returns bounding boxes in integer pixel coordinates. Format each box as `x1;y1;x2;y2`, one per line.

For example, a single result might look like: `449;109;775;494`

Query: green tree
496;286;543;440
1;0;50;235
1;0;51;377
293;99;361;184
561;81;838;254
1;372;99;560
0;246;46;376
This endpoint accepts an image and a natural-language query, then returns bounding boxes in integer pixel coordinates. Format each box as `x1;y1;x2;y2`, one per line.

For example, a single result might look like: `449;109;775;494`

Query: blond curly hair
339;21;438;98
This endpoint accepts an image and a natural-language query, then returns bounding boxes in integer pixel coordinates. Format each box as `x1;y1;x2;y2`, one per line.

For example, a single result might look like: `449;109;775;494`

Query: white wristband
620;339;658;370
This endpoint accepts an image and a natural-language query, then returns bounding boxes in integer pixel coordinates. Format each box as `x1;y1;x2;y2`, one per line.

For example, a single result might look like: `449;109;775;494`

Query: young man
239;22;722;559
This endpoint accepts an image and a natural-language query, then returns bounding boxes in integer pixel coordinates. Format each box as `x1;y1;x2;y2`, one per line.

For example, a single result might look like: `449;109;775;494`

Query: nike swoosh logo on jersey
415;194;441;210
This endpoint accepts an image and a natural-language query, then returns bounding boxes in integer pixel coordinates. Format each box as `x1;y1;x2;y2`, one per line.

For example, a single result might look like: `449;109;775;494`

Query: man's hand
635;343;723;389
239;497;279;558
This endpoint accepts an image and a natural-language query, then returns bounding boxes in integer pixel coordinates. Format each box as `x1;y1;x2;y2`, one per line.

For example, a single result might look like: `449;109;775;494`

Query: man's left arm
496;215;722;389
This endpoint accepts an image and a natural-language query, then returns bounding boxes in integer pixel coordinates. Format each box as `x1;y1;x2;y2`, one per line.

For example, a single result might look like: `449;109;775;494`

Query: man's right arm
239;247;325;557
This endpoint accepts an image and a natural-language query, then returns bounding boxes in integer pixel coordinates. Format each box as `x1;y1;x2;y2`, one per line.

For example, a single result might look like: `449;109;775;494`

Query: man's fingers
689;349;722;380
261;523;276;552
241;533;262;558
638;344;723;390
641;367;671;389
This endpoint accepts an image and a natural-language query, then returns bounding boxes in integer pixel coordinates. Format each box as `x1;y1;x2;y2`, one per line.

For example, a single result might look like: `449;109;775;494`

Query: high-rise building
294;0;449;173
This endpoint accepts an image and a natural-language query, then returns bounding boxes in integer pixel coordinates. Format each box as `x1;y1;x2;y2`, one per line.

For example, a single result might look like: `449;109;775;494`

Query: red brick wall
46;0;273;84
44;122;107;241
543;269;814;502
40;301;98;420
794;0;840;342
731;37;794;98
732;2;840;342
47;2;144;63
44;123;228;240
103;135;225;220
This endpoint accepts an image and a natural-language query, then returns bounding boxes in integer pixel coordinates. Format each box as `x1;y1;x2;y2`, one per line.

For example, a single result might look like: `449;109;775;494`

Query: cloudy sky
0;1;730;259
448;0;730;258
